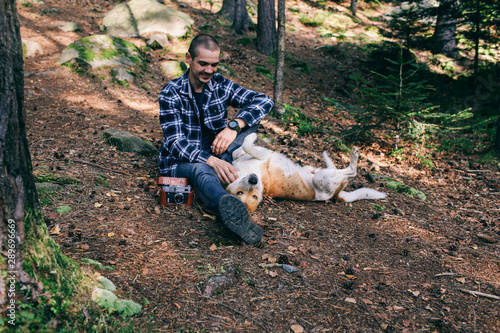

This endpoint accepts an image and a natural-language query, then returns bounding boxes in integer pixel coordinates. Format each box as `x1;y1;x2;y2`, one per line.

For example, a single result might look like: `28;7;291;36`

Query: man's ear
186;52;192;65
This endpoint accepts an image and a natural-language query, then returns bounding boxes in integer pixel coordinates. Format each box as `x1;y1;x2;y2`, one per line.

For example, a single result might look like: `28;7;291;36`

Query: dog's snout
248;174;258;185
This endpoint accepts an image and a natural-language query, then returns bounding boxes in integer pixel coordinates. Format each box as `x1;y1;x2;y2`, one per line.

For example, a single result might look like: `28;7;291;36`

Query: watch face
229;120;238;130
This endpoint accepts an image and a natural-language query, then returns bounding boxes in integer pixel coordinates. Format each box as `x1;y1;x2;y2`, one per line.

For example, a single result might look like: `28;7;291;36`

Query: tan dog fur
226;133;386;213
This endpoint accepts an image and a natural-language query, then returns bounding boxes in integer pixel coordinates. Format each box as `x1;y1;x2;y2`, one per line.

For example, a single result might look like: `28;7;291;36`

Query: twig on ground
434;272;461;277
70;159;132;176
460;289;500;300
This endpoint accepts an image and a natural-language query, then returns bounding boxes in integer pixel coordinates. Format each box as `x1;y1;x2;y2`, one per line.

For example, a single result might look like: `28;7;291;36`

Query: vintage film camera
157;177;194;206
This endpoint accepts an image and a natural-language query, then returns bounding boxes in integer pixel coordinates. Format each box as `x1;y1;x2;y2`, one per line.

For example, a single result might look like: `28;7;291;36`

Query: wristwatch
228;119;241;133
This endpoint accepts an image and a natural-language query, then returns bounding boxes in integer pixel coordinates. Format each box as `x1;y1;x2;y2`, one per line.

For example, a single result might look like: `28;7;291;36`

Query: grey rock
59;22;80;32
111;67;134;84
103;129;157;156
102;0;194;38
147;34;170;49
22;40;43;58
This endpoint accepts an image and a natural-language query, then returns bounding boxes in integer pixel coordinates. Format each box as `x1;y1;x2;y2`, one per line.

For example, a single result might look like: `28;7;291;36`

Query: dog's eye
253;195;258;200
236;191;243;195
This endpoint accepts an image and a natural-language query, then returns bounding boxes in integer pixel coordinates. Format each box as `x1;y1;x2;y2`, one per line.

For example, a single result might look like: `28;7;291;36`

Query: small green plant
276;104;322;136
290;60;311;74
391;147;405;161
254;66;274;81
237;37;255;46
349;45;434;139
416;152;434;169
21;1;33;7
34;173;81;185
384;178;426;201
299;12;328;27
370;203;386;212
94;174;110;188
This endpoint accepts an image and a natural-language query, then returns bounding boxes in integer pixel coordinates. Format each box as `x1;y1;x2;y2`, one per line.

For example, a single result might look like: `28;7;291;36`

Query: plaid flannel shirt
158;71;274;176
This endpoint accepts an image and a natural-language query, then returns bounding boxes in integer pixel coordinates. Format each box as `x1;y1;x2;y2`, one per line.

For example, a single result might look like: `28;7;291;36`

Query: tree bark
218;0;253;34
257;0;277;55
432;0;460;57
273;0;285;114
496;99;500;153
350;0;358;16
1;0;42;309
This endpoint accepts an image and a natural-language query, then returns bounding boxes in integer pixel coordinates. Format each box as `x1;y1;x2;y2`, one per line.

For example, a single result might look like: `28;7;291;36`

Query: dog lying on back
226;133;387;213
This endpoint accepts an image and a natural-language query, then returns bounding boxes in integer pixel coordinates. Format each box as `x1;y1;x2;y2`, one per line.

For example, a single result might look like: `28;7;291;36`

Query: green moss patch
58;35;146;76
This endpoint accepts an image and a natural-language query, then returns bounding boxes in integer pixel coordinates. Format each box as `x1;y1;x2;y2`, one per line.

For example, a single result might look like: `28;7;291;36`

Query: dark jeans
175;124;258;215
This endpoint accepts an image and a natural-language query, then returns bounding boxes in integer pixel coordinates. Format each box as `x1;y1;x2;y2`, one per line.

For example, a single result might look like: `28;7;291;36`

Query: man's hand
212;127;237;156
212;118;247;156
207;156;239;185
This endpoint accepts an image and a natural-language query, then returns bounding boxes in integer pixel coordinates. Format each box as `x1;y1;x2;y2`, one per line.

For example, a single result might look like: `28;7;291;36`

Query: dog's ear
322;151;337;170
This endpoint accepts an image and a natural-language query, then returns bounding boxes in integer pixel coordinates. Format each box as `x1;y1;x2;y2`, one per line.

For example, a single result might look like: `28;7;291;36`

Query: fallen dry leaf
267;270;278;278
291;324;304;333
345;297;357;304
49;224;61;235
210;244;217;251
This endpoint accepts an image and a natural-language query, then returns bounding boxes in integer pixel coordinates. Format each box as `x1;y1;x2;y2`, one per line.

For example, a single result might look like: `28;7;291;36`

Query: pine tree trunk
257;0;276;55
218;0;252;34
496;103;500;153
350;0;358;16
0;0;42;309
273;0;285;114
432;0;459;57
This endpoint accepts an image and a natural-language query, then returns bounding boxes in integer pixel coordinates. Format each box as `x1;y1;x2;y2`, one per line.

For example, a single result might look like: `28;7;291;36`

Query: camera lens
174;193;184;204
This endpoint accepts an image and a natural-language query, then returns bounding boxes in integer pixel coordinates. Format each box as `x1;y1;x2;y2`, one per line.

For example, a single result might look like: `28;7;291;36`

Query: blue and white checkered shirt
158;70;274;176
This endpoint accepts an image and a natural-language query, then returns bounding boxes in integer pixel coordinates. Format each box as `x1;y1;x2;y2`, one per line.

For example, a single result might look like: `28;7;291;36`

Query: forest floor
19;0;500;332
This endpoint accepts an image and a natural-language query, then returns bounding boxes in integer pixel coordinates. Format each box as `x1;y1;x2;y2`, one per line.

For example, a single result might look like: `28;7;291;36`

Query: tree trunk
218;0;252;34
1;0;79;321
432;0;459;57
273;0;285;114
496;100;500;153
0;0;40;309
350;0;358;16
473;0;480;77
257;0;277;55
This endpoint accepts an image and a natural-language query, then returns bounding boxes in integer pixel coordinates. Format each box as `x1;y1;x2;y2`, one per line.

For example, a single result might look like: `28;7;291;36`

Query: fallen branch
70;159;132;176
460;288;500;300
434;272;461;277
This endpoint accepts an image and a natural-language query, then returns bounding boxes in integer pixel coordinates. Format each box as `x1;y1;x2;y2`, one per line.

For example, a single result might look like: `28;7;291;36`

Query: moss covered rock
161;60;187;78
103;129;157;156
57;35;145;74
92;287;118;308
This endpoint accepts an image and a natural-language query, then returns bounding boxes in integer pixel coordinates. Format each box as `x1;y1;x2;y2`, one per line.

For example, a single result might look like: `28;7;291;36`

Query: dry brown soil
19;0;500;331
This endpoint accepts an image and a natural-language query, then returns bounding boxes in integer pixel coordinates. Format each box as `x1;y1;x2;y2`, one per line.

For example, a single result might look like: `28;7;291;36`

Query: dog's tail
322;151;337;170
337;188;387;202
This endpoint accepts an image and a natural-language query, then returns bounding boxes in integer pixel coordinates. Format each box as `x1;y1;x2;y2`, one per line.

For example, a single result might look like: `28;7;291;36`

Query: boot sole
219;195;263;244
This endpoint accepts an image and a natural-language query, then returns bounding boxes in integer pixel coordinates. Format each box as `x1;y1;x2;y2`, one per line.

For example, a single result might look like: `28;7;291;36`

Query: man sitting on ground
158;34;274;244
